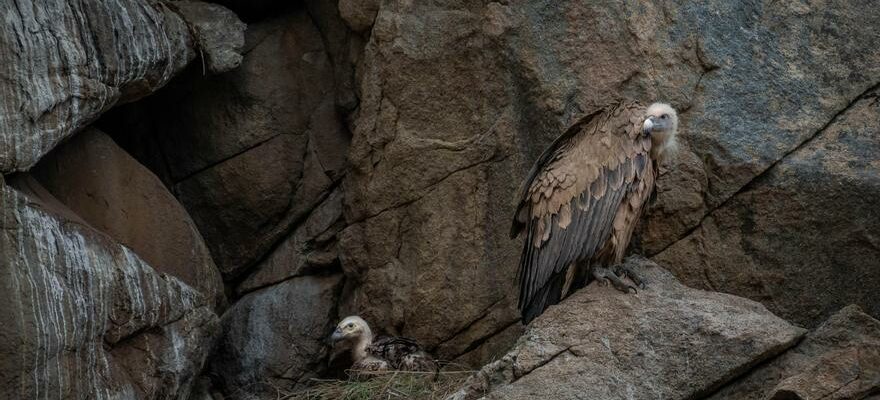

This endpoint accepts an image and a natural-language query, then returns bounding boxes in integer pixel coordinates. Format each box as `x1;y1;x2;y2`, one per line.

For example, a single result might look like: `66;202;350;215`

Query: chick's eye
347;323;354;328
660;114;668;119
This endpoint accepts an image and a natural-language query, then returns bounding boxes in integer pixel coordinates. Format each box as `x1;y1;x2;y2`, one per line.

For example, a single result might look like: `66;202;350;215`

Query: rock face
208;274;344;397
711;305;880;400
107;8;349;280
0;0;245;173
450;258;807;400
337;0;880;361
655;88;880;327
28;128;225;309
5;0;878;397
237;188;346;295
0;180;218;400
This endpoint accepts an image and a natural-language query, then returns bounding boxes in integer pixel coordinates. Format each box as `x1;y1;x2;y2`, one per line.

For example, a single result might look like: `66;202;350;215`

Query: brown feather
366;336;437;373
512;100;659;323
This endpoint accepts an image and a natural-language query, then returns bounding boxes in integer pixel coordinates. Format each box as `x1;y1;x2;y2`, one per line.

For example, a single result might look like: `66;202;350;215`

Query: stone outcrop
336;0;880;362
28;128;225;309
654;88;880;327
5;0;879;397
208;274;344;397
711;305;880;400
0;0;245;173
106;8;349;280
0;180;218;400
450;258;807;400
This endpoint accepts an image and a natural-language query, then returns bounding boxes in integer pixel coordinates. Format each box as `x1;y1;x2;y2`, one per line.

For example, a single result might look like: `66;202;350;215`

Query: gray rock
0;180;218;399
171;1;247;74
28;128;225;310
655;89;880;327
0;0;245;173
209;274;344;397
108;10;348;279
338;0;380;32
711;305;880;400
237;188;345;295
450;258;806;400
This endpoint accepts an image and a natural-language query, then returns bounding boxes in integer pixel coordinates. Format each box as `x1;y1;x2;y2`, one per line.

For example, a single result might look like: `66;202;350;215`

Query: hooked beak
330;328;344;343
642;117;655;136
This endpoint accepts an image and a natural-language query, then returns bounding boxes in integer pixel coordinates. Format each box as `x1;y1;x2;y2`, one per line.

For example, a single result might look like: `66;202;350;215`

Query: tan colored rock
339;1;880;366
450;258;806;400
29;128;224;309
338;0;380;32
711;305;880;400
0;180;218;399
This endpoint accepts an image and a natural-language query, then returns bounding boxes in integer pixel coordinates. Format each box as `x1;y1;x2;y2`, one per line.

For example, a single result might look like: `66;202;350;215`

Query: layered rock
0;179;218;399
0;0;244;173
28;128;224;309
107;7;349;279
450;258;806;400
208;274;344;397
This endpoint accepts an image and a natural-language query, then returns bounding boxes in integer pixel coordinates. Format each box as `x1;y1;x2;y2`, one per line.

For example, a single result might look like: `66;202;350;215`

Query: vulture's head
330;316;373;345
642;102;679;162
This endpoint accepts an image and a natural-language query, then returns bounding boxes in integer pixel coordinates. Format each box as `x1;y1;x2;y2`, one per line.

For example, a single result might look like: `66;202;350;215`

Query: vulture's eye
660;114;668;119
347;323;354;328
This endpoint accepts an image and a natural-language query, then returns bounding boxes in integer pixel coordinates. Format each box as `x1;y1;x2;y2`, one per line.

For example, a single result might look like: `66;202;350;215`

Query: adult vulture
511;101;679;324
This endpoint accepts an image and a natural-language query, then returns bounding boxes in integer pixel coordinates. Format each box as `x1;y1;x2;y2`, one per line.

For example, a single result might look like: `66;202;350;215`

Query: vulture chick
330;316;438;376
512;101;679;324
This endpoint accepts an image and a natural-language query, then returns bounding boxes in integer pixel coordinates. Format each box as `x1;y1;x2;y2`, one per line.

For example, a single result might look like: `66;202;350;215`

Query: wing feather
512;101;655;323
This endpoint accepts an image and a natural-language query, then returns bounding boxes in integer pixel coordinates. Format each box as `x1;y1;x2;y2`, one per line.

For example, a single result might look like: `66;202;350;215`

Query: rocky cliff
1;0;879;399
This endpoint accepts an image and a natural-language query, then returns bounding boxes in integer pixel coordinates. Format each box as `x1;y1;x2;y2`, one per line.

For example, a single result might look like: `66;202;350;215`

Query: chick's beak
642;117;655;136
330;328;343;343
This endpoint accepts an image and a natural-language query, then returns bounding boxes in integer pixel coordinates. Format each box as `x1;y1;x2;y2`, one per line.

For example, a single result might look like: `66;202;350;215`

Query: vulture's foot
614;264;647;289
592;266;638;294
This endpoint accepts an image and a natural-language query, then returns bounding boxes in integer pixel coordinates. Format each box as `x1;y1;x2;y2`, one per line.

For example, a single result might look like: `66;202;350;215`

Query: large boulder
711;304;880;400
0;179;218;399
337;0;880;363
0;0;244;173
107;8;349;279
28;128;225;309
208;274;344;397
654;88;880;327
450;258;806;400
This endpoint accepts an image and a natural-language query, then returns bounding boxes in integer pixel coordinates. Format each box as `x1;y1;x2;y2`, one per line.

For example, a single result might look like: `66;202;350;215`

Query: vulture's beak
642;117;655;136
330;328;344;344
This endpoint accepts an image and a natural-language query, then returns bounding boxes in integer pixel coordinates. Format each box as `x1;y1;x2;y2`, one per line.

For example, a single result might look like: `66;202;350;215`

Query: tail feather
520;271;567;324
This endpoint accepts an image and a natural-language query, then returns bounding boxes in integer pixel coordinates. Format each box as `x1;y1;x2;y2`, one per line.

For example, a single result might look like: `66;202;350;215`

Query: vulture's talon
614;265;648;289
594;266;640;294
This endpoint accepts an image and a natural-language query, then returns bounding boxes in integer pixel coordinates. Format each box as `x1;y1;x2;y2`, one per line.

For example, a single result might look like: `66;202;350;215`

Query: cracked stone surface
27;128;225;309
337;0;880;362
0;179;218;399
449;257;806;400
710;304;880;400
655;88;880;327
0;0;244;173
207;274;344;398
106;9;350;279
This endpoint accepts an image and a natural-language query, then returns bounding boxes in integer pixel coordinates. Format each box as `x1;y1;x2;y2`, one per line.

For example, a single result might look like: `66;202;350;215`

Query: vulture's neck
352;331;374;361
